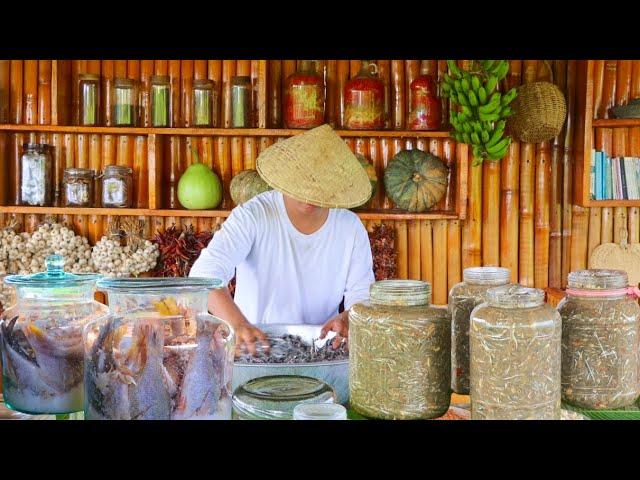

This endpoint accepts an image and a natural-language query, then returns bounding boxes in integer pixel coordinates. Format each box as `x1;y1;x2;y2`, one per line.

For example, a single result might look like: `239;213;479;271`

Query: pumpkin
230;169;272;205
383;149;448;212
356;153;377;202
589;229;640;286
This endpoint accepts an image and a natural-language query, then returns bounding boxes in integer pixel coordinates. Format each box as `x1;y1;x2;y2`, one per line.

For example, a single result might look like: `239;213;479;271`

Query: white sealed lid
293;403;347;420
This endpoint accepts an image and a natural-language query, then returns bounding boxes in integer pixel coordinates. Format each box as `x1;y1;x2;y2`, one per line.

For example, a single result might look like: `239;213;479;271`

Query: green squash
383;149;448;212
356;153;378;202
230;169;272;206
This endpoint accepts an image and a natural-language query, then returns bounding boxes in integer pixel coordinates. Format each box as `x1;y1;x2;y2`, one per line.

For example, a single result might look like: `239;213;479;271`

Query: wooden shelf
0;124;451;138
592;118;640;128
577;199;640;207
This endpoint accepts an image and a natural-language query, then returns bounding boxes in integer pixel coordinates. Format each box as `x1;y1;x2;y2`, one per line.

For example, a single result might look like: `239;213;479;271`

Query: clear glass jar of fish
558;269;640;410
85;277;234;420
449;267;510;395
470;285;562;420
349;280;451;419
232;375;336;420
19;143;53;206
0;255;106;414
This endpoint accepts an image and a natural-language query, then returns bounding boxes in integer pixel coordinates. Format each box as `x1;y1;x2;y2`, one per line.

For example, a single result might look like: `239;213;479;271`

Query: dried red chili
152;225;213;278
368;224;398;281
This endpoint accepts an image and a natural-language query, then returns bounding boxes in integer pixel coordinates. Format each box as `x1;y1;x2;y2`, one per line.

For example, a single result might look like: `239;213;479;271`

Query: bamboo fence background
0;59;634;305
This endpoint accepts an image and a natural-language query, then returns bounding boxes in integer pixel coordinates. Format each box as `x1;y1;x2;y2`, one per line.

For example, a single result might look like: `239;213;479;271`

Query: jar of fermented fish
101;165;132;207
558;269;640;410
344;60;385;130
111;78;138;127
19;143;53;206
78;73;100;126
349;280;450;419
284;60;325;129
150;75;171;127
470;285;561;420
192;79;218;127
448;266;510;395
62;168;95;207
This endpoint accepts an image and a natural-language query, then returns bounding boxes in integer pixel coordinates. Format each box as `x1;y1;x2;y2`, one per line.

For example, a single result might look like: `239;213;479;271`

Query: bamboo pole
482;158;500;266
629;127;640;243
501;140;520;283
324;60;336;128
437;60;449;129
101;133;116;234
114;61;127;79
221;60;236;128
405;60;420;118
181;60;194;128
168;60;181;129
599;60;617;119
534;140;550;289
407;220;421;280
420;220;433;285
592;60;604;119
447;219;461;292
615;60;632;106
431;219;448;305
88;134;102;244
335;61;350;128
10;60;23;124
390;60;405;130
0;60;9;123
268;60;282;128
377;60;391;130
519;141;535;287
60;133;75;229
612;127;628;243
101;60;114;126
140;60;154;128
23;60;39;232
562;61;577;287
37;60;51;126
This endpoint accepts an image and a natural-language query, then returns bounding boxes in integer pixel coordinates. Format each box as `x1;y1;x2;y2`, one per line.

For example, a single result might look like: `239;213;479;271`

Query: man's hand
319;311;349;349
234;321;270;357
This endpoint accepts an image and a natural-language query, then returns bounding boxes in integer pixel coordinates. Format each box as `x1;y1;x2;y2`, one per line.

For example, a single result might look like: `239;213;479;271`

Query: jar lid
22;143;50;152
114;77;135;87
104;165;133;174
79;73;100;81
567;269;628;290
463;267;511;286
64;167;95;177
232;375;336;420
193;79;214;89
293;402;347;420
486;284;545;308
4;254;102;287
150;75;171;83
370;280;431;306
231;75;252;85
96;276;223;293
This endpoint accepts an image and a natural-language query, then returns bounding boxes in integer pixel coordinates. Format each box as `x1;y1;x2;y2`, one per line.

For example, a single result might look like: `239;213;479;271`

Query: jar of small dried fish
349;280;451;420
19;143;53;206
101;165;132;208
558;269;640;410
62;168;95;207
470;285;561;420
449;267;510;395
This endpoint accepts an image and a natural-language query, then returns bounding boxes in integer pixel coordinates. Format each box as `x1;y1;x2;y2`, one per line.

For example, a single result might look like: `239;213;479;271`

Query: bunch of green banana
441;60;518;164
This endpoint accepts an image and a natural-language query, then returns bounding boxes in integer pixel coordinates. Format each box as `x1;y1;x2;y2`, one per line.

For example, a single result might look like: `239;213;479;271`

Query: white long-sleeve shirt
189;190;375;326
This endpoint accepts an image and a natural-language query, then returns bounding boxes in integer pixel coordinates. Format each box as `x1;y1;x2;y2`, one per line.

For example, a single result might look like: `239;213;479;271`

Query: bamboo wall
0;59;634;306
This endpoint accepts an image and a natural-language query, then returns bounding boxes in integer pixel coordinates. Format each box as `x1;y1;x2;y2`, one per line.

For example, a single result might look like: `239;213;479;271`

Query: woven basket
508;61;567;144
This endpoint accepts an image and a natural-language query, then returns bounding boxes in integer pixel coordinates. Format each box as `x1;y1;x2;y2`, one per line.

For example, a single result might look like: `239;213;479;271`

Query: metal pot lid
4;254;102;287
96;276;223;293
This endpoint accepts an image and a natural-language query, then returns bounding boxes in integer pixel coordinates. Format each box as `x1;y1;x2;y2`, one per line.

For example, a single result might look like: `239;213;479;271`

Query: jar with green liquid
112;78;138;127
79;74;100;126
150;75;171;127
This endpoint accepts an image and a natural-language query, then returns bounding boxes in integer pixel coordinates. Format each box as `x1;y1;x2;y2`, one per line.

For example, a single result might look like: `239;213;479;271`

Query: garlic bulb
92;236;159;277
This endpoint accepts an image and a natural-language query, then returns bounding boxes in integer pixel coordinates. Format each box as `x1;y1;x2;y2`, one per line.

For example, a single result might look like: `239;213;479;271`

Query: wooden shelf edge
576;199;640;207
593;118;640;127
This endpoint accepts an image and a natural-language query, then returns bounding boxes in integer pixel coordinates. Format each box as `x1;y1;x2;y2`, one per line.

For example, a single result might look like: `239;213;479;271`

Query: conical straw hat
256;124;372;209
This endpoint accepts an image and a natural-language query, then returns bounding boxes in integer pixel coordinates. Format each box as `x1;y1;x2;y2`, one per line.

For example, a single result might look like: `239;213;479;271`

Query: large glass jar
101;165;133;208
63;168;95;207
349;280;451;419
344;60;385;130
192;79;218;127
231;76;252;128
470;285;561;419
558;269;640;410
150;75;171;127
85;277;233;420
232;375;336;420
111;78;138;127
19;143;53;206
0;255;106;414
284;60;325;129
0;275;16;315
79;73;100;126
449;267;510;395
408;64;441;130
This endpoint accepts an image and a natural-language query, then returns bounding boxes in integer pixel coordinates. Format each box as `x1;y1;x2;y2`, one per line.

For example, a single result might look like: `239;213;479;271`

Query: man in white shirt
189;124;375;354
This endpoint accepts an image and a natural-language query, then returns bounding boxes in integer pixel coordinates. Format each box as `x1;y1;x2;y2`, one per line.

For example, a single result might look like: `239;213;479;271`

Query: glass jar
344;60;385;130
408;65;441;130
111;78;138;127
349;280;451;419
62;168;95;207
85;277;232;420
230;76;252;128
470;285;561;420
558;269;640;410
101;165;133;208
293;402;347;420
150;75;171;127
232;375;336;420
448;267;510;395
284;60;325;129
19;143;53;206
0;275;16;315
79;73;100;126
192;79;218;127
0;255;106;414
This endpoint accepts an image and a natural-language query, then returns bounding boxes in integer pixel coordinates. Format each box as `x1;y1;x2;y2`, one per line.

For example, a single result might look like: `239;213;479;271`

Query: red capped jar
344;61;384;130
284;60;325;129
409;68;441;131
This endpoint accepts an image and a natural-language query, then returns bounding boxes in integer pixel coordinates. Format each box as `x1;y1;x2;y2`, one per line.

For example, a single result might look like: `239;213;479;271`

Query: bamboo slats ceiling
0;59;631;306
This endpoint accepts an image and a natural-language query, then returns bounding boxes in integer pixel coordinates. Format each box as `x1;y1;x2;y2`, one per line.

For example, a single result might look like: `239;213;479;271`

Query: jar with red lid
284;60;325;129
344;61;384;130
409;63;442;130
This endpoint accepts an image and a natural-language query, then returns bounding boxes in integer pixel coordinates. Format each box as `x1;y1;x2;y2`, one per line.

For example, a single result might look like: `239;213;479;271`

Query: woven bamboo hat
256;124;372;208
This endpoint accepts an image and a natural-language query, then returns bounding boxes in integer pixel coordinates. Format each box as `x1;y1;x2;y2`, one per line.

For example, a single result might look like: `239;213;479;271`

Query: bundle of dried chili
368;224;397;281
152;225;213;278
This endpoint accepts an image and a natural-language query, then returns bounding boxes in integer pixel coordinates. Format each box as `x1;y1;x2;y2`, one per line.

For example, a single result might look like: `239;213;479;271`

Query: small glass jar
192;79;218;127
19;143;53;206
230;75;252;128
349;280;451;419
101;165;133;208
284;60;325;129
448;267;510;395
293;402;347;420
111;78;138;127
344;60;385;130
408;66;441;130
470;285;561;420
78;74;100;126
62;168;95;207
232;375;336;420
150;75;171;127
558;269;640;410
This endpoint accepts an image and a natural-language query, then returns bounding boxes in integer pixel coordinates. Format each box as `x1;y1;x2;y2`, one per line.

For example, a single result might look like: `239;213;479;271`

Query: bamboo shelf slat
592;118;640;127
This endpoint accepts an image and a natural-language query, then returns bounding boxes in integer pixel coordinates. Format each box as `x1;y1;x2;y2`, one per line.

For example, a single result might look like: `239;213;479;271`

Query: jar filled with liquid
112;78;138;127
79;74;100;126
231;76;252;128
192;79;218;127
150;75;171;127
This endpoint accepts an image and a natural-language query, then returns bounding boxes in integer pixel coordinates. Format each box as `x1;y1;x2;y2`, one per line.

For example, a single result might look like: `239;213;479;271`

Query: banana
449;92;459;105
447;60;462;79
470;132;481;145
461;77;471;92
489;60;508;76
467;90;479;107
472;121;483;134
485;121;506;148
482;60;496;72
471;75;481;93
461;105;473;116
485;75;498;94
442;83;452;94
478;95;501;114
479;111;500;122
481;130;490;143
501;87;518;106
495;61;510;80
486;136;510;155
454;79;463;92
462;122;472;134
500;106;514;118
478;86;487;104
457;91;470;107
472;145;484;159
487;144;509;161
443;73;455;86
462;132;472;144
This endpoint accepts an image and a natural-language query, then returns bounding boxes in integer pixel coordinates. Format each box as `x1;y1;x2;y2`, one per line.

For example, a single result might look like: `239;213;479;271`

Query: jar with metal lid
101;165;133;207
293;402;347;420
449;267;510;395
62;168;95;207
558;269;640;410
78;73;100;126
111;78;138;127
349;280;451;419
230;76;252;128
232;375;336;420
19;143;53;206
284;60;325;129
192;79;218;127
344;60;385;130
150;75;171;127
470;284;561;419
0;254;106;414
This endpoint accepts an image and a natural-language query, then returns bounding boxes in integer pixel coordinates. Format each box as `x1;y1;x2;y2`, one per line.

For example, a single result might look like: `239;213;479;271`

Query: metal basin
232;324;349;405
